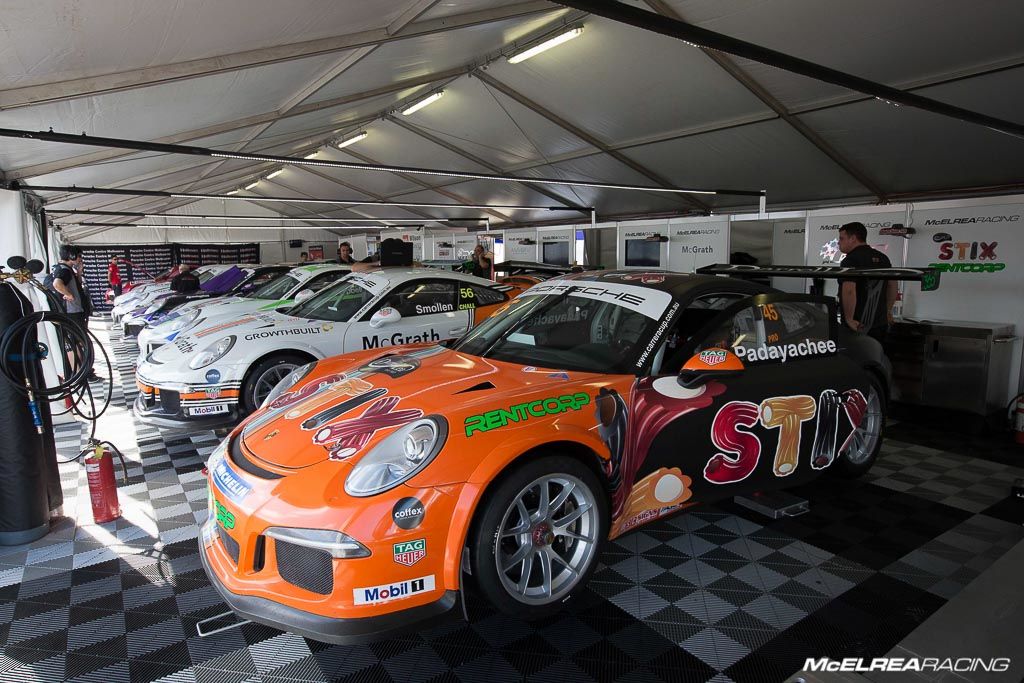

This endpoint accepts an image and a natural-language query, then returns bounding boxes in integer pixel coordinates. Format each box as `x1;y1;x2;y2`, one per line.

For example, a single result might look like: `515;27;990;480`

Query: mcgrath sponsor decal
464;393;591;436
735;339;837;363
362;329;440;349
704;389;865;484
243;326;326;341
392;497;425;529
353;575;435;605
393;539;426;566
211;458;252;504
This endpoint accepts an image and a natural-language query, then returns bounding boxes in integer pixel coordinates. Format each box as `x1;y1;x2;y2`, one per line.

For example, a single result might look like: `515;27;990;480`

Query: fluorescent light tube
401;91;444;116
303;150;321;159
336;131;368;149
508;26;584;64
266;169;284;179
244;181;260;190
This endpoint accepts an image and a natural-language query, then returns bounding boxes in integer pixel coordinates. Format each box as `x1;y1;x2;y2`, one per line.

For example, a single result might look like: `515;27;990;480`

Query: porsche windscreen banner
520;279;672;320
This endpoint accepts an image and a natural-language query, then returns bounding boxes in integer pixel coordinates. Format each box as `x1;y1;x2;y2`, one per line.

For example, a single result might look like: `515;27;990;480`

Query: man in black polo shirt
837;221;896;343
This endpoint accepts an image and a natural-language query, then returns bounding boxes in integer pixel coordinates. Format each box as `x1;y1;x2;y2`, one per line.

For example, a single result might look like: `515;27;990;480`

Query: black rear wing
493;260;587;276
696;264;940;292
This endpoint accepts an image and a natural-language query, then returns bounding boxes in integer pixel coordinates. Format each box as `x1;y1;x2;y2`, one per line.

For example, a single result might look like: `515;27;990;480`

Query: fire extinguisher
82;440;128;524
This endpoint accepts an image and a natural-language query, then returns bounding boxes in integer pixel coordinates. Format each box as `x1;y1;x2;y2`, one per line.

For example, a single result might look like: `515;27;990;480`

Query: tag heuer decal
393;538;426;566
699;349;727;367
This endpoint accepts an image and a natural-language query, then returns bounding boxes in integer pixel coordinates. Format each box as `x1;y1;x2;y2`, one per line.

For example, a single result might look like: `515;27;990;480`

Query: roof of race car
348;267;512;290
286;263;350;278
554;269;768;299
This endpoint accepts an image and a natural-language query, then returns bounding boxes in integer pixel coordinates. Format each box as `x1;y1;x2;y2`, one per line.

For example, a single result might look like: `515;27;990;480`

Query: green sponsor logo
464;393;591;437
393;538;426;566
214;500;235;530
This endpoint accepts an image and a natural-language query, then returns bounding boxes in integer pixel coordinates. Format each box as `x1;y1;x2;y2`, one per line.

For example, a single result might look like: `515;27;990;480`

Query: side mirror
370;306;401;329
677;348;744;388
293;289;314;303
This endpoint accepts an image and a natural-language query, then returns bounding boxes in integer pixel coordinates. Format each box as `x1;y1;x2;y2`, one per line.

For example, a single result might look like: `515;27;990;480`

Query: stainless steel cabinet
887;320;1017;415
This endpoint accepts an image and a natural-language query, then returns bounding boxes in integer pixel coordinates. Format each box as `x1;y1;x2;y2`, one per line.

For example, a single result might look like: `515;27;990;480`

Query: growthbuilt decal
736;340;837;363
243;326;325;341
465;393;591;436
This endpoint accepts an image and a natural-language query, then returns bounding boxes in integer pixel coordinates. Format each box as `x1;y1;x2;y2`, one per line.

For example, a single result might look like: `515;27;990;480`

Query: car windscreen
249;274;298;300
452;286;669;374
287;280;374;322
197;269;218;284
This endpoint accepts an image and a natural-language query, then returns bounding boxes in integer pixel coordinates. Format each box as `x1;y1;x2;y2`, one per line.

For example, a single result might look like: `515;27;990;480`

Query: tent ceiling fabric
2;0;1023;233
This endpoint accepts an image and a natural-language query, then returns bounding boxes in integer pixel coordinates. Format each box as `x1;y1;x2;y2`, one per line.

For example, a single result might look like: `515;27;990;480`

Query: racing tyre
833;377;886;478
470;456;608;619
241;354;308;415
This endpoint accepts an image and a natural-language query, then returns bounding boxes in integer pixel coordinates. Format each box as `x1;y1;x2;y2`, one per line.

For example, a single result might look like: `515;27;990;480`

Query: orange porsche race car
200;264;938;643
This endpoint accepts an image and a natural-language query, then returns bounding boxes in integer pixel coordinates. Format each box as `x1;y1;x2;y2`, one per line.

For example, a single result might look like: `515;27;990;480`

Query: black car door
624;293;871;513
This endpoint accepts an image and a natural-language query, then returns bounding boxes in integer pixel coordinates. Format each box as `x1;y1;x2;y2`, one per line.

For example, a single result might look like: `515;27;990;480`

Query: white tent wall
0;189;74;423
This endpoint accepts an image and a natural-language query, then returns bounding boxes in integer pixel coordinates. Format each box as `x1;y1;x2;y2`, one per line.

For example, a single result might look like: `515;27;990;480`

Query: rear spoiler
696;264;940;291
493;260;589;276
420;259;466;270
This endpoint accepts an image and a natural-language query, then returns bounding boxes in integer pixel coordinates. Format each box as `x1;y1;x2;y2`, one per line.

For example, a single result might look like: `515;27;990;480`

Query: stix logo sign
704;389;867;484
393;539;426;566
930;237;1005;274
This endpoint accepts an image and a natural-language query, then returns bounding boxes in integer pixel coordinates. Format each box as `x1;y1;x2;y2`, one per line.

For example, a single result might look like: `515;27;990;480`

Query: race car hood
163;309;329;357
238;346;603;471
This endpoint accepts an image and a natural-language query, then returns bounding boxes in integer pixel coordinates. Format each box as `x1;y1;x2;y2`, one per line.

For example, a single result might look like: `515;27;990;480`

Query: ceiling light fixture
243;181;260;190
303;150;321;159
508;25;584;64
265;169;285;179
401;91;444;116
336;131;369;149
226;189;241;195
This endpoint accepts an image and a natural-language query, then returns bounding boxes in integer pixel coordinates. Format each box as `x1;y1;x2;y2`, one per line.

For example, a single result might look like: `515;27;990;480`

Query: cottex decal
353;575;435;605
703;389;866;484
243;326;325;341
735;339;837;363
211;458;252;504
313;395;423;459
464;393;590;436
362;329;441;349
392;497;425;529
393;539;426;566
205;369;221;383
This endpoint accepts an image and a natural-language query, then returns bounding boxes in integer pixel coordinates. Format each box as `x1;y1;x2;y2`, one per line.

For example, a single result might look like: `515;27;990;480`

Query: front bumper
133;377;241;429
199;538;459;644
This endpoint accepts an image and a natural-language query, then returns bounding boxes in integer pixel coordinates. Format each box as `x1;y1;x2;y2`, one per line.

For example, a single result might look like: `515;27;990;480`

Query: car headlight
189;335;236;370
344;416;447;497
165;309;200;333
260;361;316;409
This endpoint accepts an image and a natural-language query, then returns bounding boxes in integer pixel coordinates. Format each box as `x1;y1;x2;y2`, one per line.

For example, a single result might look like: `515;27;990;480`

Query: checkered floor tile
0;316;1021;682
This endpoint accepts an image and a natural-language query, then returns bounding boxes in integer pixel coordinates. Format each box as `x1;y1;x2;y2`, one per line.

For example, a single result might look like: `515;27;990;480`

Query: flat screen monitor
542;241;570;266
625;239;660;267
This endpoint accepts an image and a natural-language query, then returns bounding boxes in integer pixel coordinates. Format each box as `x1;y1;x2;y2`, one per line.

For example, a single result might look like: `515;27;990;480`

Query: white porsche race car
135;263;350;363
133;268;517;428
111;264;226;323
